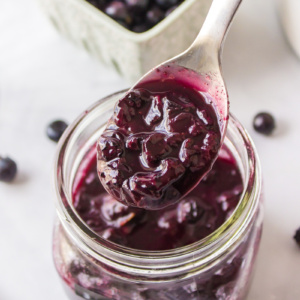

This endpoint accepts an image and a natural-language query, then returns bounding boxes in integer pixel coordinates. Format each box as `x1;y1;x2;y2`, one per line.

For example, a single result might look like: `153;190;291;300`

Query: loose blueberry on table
97;79;221;209
253;112;275;135
294;228;300;247
86;0;184;32
46;120;69;142
0;156;17;182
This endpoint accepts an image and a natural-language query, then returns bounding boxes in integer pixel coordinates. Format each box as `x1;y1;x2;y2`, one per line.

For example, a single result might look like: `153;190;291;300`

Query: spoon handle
194;0;243;53
173;0;243;74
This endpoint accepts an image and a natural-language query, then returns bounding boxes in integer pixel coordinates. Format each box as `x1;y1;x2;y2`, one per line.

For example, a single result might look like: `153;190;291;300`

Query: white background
1;0;300;299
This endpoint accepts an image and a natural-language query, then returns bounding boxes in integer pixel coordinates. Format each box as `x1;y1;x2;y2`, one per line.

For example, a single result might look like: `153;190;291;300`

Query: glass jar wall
53;90;263;300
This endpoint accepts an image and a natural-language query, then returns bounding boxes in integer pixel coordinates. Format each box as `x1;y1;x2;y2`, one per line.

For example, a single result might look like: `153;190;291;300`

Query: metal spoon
98;0;243;209
133;0;243;143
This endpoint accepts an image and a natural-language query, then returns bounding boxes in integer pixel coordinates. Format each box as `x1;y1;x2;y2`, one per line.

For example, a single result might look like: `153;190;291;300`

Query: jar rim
54;89;261;277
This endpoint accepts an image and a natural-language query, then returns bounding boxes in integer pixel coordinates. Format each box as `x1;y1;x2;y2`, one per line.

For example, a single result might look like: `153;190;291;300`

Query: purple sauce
97;79;221;210
73;144;242;251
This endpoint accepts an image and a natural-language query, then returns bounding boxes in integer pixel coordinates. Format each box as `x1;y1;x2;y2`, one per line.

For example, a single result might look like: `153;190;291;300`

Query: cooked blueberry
168;112;196;133
126;135;142;150
100;194;145;229
155;0;179;9
127;88;151;106
146;5;164;25
166;133;183;146
99;158;132;200
253;112;275;135
294;228;300;247
0;157;17;182
142;133;172;167
114;89;151;129
73;191;91;215
105;1;132;25
143;95;163;126
210;257;243;289
46;120;68;142
98;136;123;161
101;195;134;225
122;158;185;208
177;198;204;224
69;259;100;280
69;260;85;277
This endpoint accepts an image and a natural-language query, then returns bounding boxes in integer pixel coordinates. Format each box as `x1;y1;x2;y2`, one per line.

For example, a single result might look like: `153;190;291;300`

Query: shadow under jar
53;90;263;300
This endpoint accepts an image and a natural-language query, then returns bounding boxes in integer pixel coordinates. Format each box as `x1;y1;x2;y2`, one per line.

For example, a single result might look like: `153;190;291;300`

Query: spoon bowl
97;0;243;209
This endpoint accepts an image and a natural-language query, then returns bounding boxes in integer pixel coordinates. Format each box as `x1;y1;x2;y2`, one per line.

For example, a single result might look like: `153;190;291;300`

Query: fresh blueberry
46;120;68;142
125;0;150;12
105;1;132;25
0;157;17;182
87;0;105;10
131;12;146;26
86;0;184;32
294;228;300;247
253;112;275;135
155;0;179;10
146;5;165;25
165;5;178;16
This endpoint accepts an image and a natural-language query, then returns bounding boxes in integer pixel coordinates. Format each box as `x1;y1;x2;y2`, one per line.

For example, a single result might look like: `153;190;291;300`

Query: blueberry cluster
86;0;184;32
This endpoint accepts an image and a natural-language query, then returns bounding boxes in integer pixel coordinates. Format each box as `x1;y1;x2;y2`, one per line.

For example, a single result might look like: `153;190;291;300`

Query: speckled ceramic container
36;0;212;82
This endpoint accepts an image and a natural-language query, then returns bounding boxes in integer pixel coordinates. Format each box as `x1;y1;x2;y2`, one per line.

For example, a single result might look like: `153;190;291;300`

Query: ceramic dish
37;0;212;82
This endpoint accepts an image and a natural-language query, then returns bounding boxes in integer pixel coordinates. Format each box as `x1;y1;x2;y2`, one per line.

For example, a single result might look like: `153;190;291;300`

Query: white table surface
1;0;300;299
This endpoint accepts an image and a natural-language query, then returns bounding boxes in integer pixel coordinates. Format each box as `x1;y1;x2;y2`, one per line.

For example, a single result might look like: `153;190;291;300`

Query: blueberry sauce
73;144;242;251
97;80;221;210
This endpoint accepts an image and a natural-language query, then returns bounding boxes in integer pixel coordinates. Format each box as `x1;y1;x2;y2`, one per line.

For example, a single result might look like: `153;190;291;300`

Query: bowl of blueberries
37;0;212;81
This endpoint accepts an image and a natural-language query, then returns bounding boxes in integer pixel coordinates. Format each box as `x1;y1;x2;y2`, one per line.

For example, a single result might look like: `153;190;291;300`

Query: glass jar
53;90;263;300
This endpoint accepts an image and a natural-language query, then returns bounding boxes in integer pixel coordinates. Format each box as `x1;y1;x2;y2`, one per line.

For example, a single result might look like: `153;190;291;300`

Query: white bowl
37;0;212;82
